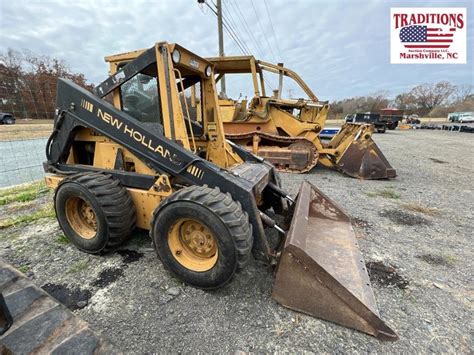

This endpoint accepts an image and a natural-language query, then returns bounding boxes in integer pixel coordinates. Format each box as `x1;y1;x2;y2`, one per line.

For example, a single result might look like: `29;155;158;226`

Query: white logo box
390;7;467;64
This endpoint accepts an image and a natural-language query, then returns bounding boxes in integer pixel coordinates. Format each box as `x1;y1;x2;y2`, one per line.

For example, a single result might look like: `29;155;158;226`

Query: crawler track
226;131;318;173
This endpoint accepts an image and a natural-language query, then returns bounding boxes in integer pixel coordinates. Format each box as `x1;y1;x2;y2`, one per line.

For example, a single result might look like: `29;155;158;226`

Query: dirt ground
0;122;52;141
0;129;472;352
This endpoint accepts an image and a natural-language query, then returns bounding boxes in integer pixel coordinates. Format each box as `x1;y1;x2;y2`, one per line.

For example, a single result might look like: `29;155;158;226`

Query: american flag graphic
399;25;455;49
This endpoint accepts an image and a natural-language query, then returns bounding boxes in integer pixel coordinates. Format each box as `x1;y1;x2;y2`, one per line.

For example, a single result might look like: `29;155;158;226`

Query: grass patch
0;232;21;240
56;234;70;245
0;204;55;229
446;254;457;264
0;181;50;206
68;260;89;274
18;265;30;273
366;188;400;199
402;202;441;216
417;253;456;267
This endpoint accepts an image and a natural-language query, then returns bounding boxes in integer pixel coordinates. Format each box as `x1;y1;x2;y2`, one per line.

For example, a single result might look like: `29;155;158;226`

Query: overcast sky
1;0;473;101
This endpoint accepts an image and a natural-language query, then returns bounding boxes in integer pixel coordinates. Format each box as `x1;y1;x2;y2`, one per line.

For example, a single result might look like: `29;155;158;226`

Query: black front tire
151;185;253;289
55;172;136;253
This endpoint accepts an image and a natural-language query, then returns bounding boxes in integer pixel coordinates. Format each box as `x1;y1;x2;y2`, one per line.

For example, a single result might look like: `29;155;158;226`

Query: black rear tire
151;185;253;289
54;172;136;253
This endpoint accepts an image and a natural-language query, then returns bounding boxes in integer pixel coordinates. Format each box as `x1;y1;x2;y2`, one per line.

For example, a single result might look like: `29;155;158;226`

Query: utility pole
217;0;226;96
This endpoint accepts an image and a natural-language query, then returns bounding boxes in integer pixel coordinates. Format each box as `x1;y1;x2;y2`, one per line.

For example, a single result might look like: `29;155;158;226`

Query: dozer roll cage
206;55;320;102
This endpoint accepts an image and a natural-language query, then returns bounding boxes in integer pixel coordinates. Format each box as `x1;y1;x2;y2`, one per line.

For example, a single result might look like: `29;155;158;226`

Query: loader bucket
336;133;397;179
272;181;398;340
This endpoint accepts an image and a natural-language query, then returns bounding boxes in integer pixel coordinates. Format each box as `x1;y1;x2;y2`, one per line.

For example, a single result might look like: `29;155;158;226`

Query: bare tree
365;91;390;112
0;48;92;119
452;84;473;104
408;81;456;115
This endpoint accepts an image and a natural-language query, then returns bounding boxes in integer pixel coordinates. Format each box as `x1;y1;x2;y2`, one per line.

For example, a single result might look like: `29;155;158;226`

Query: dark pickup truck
345;113;386;133
379;108;403;130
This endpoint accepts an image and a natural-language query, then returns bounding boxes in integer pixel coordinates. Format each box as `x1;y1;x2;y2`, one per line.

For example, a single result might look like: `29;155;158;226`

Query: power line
249;0;278;63
204;1;249;55
221;11;253;54
222;2;242;44
221;4;278;90
263;0;283;62
228;0;277;90
212;0;252;54
230;0;266;59
208;1;251;55
201;0;276;91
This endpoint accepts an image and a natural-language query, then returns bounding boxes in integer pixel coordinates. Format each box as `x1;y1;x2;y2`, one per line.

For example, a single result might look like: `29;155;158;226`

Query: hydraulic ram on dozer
44;42;398;340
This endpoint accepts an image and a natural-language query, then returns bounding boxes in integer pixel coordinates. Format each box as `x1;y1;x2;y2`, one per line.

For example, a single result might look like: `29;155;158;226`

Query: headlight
172;49;181;64
205;65;212;77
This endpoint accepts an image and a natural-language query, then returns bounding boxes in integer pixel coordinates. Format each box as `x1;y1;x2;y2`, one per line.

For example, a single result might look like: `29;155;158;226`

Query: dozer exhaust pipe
272;181;398;340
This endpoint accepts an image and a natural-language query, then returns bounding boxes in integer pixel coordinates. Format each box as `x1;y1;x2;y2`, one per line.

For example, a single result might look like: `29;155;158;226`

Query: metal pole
217;0;226;96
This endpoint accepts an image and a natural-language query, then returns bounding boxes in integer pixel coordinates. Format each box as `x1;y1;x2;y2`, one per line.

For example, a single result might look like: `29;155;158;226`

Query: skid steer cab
44;42;397;340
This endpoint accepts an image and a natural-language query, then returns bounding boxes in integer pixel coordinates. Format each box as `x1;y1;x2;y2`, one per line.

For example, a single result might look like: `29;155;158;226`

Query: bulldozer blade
337;136;397;179
272;181;398;340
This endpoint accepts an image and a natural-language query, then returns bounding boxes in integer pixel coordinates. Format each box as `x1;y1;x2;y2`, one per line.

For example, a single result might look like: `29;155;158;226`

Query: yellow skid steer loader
43;42;397;340
207;56;397;179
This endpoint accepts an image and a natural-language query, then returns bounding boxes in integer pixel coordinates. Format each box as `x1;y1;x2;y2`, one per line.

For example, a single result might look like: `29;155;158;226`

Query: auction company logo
390;8;466;64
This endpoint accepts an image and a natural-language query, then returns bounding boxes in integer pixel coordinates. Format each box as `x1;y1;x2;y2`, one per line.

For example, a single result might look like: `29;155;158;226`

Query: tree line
0;49;93;120
329;81;473;119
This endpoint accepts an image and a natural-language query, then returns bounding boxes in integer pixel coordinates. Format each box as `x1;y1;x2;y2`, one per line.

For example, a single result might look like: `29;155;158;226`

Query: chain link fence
0;67;57;120
0;70;56;188
0;137;47;188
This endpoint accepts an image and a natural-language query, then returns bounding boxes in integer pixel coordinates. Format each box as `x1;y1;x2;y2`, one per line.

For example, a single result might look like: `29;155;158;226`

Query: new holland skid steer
206;56;397;179
44;42;397;340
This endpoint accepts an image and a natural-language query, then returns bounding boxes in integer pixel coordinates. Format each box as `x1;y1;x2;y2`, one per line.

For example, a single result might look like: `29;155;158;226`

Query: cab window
120;73;162;124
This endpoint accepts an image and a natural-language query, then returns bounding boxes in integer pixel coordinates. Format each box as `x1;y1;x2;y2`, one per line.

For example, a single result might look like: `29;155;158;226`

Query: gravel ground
0;129;473;352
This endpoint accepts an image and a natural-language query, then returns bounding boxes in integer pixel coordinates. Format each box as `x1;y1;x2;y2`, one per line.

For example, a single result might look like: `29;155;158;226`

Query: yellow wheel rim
65;197;97;240
167;218;218;272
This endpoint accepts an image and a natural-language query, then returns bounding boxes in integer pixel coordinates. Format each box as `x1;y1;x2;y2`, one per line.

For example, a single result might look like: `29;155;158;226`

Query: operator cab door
118;65;165;137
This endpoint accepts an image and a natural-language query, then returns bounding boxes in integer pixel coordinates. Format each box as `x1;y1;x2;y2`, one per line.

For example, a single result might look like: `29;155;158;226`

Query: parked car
345;113;386;133
0;113;16;125
406;114;421;124
458;112;474;123
448;112;461;122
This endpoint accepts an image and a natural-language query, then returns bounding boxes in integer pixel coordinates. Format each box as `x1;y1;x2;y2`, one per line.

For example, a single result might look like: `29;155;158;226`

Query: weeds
18;265;30;273
366;188;400;199
0;181;50;206
402;202;441;216
68;260;89;274
56;234;70;245
446;254;457;264
418;253;456;267
0;204;55;229
0;232;21;240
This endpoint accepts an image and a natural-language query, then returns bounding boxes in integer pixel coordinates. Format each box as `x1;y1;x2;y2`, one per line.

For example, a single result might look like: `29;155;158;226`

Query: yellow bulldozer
43;42;397;340
206;56;397;179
